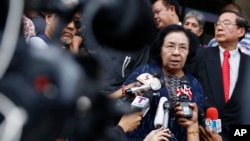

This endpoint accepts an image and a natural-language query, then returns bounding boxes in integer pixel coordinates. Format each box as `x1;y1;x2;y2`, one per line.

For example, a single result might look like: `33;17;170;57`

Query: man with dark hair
151;0;181;29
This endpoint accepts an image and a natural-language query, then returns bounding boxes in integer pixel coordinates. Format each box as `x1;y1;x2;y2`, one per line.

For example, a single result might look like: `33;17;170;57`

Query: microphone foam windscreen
206;107;218;120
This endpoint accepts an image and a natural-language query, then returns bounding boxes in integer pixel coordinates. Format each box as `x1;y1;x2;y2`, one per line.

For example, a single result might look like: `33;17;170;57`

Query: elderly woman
124;25;204;141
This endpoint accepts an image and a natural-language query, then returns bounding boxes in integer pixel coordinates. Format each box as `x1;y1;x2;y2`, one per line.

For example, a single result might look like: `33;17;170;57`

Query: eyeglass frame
163;45;189;54
214;20;237;28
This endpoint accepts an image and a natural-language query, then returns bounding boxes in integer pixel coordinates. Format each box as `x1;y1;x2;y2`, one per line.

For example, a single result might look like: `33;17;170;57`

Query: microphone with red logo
116;73;163;114
205;107;222;133
130;73;164;117
125;73;163;97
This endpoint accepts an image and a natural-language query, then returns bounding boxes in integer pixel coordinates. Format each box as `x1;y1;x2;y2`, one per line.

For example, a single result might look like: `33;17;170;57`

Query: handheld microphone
131;90;153;117
205;107;222;133
177;79;193;118
198;108;206;127
163;99;170;129
127;73;164;117
125;77;163;96
136;73;154;86
154;97;167;128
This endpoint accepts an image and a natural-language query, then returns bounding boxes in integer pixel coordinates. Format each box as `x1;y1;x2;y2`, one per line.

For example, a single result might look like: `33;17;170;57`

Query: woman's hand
144;127;171;141
199;126;222;141
175;102;199;129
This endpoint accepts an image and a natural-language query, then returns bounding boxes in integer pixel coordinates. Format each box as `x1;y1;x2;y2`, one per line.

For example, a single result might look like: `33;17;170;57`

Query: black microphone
176;78;193;118
163;98;171;129
198;107;206;127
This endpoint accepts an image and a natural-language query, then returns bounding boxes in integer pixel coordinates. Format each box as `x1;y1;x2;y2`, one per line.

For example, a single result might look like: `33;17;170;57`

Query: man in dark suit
192;10;249;141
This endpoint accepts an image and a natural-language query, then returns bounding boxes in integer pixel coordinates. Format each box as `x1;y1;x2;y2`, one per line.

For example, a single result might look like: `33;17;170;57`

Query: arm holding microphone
109;72;161;99
109;81;142;99
100;82;145;141
175;103;222;141
199;107;222;141
175;102;200;141
118;111;144;133
104;111;144;141
104;73;161;141
199;126;222;141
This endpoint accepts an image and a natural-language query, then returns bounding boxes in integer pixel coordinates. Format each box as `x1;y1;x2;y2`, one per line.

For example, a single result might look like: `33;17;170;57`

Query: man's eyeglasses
214;20;237;28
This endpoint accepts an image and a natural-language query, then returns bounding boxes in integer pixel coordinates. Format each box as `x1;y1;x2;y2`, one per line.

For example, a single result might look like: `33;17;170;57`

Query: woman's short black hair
149;24;199;64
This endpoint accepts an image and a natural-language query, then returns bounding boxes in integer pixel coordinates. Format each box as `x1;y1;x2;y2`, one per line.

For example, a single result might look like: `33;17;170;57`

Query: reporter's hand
175;102;199;129
118;111;143;133
126;82;144;97
143;127;171;141
199;126;222;141
109;82;141;99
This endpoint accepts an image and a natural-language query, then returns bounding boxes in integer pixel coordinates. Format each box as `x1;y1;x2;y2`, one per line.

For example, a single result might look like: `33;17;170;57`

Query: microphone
154;97;167;128
117;73;163;114
163;98;170;129
176;79;193;118
136;73;154;86
126;73;164;117
198;107;206;127
154;97;170;129
131;90;154;117
125;76;164;97
205;107;222;133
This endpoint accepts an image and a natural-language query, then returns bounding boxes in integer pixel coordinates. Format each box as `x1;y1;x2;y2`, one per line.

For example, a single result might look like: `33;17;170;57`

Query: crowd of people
0;0;250;141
